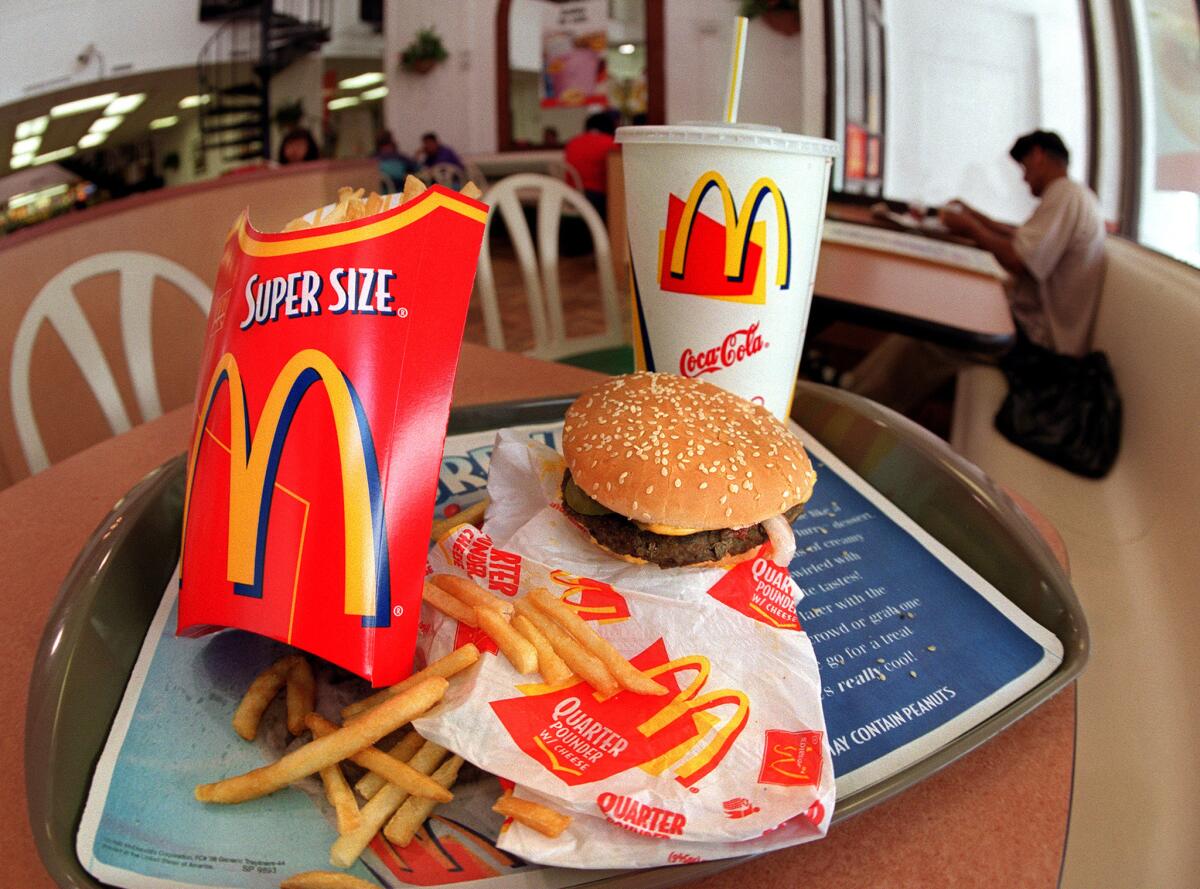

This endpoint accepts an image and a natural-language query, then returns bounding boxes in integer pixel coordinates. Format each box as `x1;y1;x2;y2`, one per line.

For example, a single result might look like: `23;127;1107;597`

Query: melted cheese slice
632;521;703;536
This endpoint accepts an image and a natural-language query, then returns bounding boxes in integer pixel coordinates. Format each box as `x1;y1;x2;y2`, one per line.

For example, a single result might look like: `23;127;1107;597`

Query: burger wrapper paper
499;784;826;869
413;431;835;864
176;186;488;687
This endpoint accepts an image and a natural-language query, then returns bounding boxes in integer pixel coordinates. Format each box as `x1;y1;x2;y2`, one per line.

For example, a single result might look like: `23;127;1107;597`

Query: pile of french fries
198;576;612;887
422;575;668;697
282;175;482;233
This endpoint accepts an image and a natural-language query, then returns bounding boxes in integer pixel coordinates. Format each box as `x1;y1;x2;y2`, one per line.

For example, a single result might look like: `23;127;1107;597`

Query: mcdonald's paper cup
616;124;839;418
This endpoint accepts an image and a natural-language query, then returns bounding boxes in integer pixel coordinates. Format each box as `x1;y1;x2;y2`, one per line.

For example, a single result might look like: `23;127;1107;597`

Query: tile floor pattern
462;243;628;354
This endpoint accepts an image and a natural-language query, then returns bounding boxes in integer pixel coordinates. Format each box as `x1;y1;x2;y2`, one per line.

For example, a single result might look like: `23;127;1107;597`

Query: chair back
547;159;584;191
425;163;468;189
475;173;623;360
10;251;211;474
463;159;490;190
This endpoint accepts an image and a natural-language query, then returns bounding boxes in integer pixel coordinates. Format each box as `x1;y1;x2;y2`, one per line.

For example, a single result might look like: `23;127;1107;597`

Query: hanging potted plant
740;0;802;36
400;27;449;75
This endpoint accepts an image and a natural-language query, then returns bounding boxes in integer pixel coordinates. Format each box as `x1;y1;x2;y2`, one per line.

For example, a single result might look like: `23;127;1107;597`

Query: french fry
430;496;489;541
401;175;426;203
529;587;666;696
286;658;316;736
354;730;424;800
305;713;451;803
303;721;360;836
195;677;447;804
382;755;464;846
281;872;379;889
513;614;572;685
283;187;390;232
513;600;619;696
341;645;479;720
231;655;297;741
329;739;448;869
493;792;572;838
461;182;483;201
430;573;514;618
422;580;477;626
476;607;538;674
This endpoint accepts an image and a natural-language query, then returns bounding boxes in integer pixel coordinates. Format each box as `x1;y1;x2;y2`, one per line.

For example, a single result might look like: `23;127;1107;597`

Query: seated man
850;130;1106;414
417;131;464;170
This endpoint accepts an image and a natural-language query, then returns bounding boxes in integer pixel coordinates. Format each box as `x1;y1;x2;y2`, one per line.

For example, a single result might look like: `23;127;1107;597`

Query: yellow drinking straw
725;16;749;124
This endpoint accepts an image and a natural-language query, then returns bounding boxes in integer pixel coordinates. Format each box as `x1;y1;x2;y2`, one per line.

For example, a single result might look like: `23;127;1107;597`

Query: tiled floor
463;240;628;355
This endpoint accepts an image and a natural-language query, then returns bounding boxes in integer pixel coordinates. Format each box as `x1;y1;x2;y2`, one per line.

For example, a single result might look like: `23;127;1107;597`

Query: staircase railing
196;0;331;163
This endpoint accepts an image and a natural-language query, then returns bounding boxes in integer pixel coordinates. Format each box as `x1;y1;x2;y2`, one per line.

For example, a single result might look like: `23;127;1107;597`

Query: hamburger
560;373;816;568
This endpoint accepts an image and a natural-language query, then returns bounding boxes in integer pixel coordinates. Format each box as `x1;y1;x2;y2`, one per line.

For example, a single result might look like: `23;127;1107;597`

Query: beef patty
560;471;803;568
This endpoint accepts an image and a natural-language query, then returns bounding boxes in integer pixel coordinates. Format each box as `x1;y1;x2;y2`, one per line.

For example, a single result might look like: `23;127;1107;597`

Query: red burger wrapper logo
706;554;803;631
758;729;825;787
490;638;749;790
176;186;487;686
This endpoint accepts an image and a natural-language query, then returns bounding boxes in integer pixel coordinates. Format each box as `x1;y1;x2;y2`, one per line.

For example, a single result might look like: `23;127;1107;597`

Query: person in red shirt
564;112;617;218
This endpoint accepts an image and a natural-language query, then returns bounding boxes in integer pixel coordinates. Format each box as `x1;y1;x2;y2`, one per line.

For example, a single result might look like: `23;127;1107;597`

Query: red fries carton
177;186;487;685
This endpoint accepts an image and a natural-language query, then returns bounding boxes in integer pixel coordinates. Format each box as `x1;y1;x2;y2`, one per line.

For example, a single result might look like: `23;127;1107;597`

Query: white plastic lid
616;123;840;158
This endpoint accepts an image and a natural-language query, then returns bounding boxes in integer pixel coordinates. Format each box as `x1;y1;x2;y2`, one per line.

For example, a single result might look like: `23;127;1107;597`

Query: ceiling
0;68;205;176
1;56;385;179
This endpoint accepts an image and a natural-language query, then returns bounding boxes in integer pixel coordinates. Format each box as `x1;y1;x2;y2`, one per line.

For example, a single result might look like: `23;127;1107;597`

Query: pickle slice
562;476;614;516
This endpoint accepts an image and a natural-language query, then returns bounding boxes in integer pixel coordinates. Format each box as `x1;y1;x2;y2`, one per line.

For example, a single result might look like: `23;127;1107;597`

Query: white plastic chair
463;159;490;190
474;174;623;360
10;251;211;474
547;158;584;191
424;162;468;189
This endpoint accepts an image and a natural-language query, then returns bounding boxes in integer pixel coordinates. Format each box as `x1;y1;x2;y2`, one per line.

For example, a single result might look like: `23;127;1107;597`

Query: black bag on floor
994;336;1122;478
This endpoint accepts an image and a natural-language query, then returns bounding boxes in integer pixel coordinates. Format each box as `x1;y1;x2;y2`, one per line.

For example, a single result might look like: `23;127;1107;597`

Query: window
876;0;1090;224
1130;0;1200;266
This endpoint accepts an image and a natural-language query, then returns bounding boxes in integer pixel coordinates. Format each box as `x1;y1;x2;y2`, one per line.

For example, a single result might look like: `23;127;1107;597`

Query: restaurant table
5;343;1073;889
812;223;1016;354
825;200;974;244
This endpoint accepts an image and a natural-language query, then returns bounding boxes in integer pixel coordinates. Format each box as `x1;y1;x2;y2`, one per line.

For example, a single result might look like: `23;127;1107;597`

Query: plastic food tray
26;382;1087;888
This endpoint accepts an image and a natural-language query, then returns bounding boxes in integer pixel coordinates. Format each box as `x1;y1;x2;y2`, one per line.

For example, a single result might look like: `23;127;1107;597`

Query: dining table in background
4;344;1072;889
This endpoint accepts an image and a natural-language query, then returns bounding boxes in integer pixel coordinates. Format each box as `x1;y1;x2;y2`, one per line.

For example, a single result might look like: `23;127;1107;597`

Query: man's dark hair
585;112;616;136
1010;130;1069;165
421;131;439;143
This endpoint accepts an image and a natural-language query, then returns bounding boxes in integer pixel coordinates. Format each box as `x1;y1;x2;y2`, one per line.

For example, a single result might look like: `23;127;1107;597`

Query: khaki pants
849;335;993;415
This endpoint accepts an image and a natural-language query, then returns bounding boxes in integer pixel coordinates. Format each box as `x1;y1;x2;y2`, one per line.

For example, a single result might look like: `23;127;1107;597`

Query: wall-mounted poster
541;0;608;108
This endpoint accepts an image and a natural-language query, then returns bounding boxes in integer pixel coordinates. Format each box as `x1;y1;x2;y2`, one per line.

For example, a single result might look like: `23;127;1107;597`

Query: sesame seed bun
562;373;816;531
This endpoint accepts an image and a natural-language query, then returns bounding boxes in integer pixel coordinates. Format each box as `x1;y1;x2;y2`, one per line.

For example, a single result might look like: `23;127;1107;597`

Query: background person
278;127;320;165
563;111;616;218
375;130;416;191
417;131;464;170
850;129;1106;414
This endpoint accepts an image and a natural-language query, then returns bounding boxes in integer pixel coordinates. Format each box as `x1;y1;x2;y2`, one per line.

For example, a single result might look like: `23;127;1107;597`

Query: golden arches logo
637;654;750;787
181;349;390;626
668;171;792;289
548;569;630;624
767;744;812;780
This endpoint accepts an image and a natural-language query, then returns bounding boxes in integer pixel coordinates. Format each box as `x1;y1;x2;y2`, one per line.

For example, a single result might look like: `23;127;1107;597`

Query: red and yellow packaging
176;186;487;686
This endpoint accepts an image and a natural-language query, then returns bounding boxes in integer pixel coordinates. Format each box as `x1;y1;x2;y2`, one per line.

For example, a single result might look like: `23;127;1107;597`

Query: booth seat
949;236;1200;889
